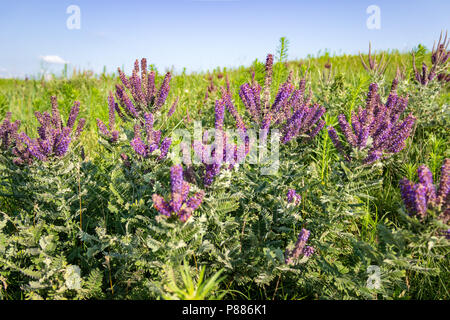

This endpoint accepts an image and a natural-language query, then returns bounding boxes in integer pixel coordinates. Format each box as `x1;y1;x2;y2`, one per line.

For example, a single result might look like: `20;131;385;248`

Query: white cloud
40;55;69;64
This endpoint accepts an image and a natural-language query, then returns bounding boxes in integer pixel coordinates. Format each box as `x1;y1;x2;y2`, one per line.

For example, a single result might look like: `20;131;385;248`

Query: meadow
0;37;448;300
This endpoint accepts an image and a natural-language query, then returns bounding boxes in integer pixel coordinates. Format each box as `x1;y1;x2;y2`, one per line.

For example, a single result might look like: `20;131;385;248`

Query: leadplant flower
129;112;172;161
152;164;205;222
115;58;177;121
228;53;326;145
412;32;449;86
399;159;449;224
192;99;249;186
328;81;416;164
0;112;20;150
97;91;120;143
12;97;85;164
285;228;315;265
286;189;301;205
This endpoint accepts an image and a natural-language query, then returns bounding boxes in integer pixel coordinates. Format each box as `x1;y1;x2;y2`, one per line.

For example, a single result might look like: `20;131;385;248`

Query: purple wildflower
414;184;428;218
285;228;312;265
214;99;225;131
302;246;315;257
418;165;437;205
167;97;179;117
171;164;184;195
437;159;450;207
186;190;205;211
338;114;357;147
399;160;450;224
155;72;171;111
152;165;205;222
327;126;348;160
13;97;84;163
130;136;147;157
152;194;172;216
262;54;274;116
287;189;301;205
0;113;20;150
158;137;171;160
66;101;80;130
400;178;417;215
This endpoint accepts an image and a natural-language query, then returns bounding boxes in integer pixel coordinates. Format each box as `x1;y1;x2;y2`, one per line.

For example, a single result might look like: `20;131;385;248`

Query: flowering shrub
0;44;449;300
13;97;85;165
115;58;174;120
359;43;389;78
233;54;326;145
192;99;249;186
412;32;449;85
327;82;416;164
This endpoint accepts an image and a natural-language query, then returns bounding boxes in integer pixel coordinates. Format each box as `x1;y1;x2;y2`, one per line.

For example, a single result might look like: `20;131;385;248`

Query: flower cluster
115;58;175;120
280;103;326;144
359;42;389;77
192;99;249;186
286;189;301;205
13;97;85;164
236;54;325;144
412;32;449;85
129;112;171;160
97;92;119;143
285;228;314;265
399;159;449;224
327;82;416;164
0;112;20;150
152;164;205;222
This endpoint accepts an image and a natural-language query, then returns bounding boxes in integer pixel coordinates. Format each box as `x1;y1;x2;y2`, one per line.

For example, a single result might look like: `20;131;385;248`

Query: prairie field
0;38;449;300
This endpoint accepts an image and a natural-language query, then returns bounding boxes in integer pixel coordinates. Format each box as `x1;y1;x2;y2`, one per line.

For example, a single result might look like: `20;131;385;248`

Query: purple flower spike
66;101;80;130
155;72;172;111
418;165;437;205
0;113;20;150
414;184;428;218
97;119;110;137
285;228;312;265
327;126;348;160
399;159;450;226
152;194;172;216
302;246;315;257
167;97;179;117
437;159;450;207
363;150;382;164
400;178;417;215
152;165;205;222
309;119;326;140
287;189;302;205
338;114;357;147
130;136;147;157
158;137;172;160
214;99;225;131
186;190;205;211
170;164;184;195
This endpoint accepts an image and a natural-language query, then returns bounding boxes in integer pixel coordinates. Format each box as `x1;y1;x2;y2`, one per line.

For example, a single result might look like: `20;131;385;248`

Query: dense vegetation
0;37;448;300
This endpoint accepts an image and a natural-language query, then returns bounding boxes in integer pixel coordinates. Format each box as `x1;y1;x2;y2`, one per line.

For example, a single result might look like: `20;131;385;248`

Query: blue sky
0;0;448;78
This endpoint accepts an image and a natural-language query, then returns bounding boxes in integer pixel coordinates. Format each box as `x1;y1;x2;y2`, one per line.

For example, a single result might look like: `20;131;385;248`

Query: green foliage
160;260;226;300
0;44;448;300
